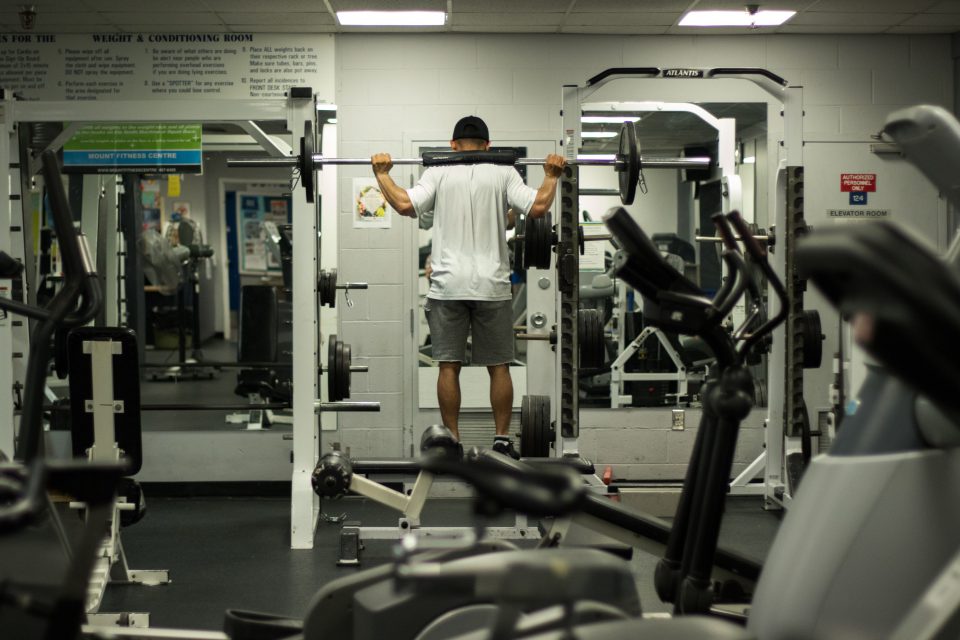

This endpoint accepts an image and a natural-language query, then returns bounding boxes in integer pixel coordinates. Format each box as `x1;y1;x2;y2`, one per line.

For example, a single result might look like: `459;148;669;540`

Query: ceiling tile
803;0;936;11
84;0;211;10
201;0;331;10
0;11;107;24
693;0;813;8
0;0;92;9
223;24;339;32
902;12;960;25
887;24;960;32
36;23;121;32
560;25;670;34
565;12;679;26
115;23;231;32
452;12;564;26
330;0;445;10
572;0;690;11
102;11;224;25
926;0;960;11
453;0;567;12
451;25;558;32
776;24;891;33
790;11;910;25
218;12;335;25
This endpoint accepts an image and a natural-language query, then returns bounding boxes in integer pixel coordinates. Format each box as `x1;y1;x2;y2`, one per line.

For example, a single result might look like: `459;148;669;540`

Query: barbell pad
421;149;518;167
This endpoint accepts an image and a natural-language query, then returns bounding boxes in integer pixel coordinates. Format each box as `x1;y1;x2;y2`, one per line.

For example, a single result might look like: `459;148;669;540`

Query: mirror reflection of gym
574;102;769;410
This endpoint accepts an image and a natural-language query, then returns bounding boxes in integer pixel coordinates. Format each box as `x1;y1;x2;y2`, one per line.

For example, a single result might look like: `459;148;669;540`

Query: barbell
227;121;712;206
319;269;368;308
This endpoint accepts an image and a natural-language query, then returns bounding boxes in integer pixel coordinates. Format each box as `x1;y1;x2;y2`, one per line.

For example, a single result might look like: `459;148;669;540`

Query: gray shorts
424;298;515;366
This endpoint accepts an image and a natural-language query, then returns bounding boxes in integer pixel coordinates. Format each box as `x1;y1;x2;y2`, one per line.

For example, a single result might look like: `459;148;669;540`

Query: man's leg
424;299;470;439
472;300;519;458
437;361;462;439
488;364;513;436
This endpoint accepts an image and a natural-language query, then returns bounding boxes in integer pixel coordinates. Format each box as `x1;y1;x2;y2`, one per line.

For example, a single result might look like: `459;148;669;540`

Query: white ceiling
4;0;960;34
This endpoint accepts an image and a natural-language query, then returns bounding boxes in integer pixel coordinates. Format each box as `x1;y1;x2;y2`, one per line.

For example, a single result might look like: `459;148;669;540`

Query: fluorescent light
581;131;618;139
328;118;337;124
679;10;795;27
581;116;640;124
337;11;446;26
316;104;337;111
742;155;755;164
577;154;617;161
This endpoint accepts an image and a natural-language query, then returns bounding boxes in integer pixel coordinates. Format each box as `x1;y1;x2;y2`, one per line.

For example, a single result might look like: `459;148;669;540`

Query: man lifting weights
372;116;565;458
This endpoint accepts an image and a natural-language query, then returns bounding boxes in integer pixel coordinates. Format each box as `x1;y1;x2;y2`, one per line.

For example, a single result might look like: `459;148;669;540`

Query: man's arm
371;153;416;217
528;154;566;219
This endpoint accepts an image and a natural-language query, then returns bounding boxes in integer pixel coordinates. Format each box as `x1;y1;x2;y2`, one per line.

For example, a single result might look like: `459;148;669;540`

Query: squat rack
557;67;805;509
0;91;344;548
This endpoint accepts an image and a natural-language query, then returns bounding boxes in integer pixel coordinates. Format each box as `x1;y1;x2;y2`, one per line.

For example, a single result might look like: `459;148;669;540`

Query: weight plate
339;343;352;400
512;216;525;275
617;122;640;206
319;269;338;308
334;340;345;402
799;309;823;369
520;395;551;458
301;120;316;204
578;308;604;369
525;213;552;270
327;335;338;401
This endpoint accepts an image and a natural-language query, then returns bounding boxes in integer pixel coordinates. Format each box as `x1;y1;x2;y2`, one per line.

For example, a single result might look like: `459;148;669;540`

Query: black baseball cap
452;116;489;142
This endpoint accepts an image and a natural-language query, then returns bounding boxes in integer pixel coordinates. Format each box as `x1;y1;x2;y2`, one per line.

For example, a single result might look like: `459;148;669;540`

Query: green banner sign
63;123;202;174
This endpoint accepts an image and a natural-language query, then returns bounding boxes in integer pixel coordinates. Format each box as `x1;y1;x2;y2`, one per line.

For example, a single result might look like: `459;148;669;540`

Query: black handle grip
421;149;518;167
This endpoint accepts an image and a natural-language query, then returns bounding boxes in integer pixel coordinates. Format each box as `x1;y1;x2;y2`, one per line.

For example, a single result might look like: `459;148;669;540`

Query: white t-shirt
408;164;537;301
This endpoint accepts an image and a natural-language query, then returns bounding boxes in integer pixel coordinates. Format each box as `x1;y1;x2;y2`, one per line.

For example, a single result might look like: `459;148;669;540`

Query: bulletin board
235;190;293;274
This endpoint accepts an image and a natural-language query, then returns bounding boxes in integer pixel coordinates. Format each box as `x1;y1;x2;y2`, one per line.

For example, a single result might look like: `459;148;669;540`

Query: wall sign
0;33;334;101
840;173;876;192
63;123;202;174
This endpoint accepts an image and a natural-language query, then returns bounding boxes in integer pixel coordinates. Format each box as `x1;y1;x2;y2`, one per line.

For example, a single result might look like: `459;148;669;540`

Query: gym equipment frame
0;90;360;549
559;67;805;507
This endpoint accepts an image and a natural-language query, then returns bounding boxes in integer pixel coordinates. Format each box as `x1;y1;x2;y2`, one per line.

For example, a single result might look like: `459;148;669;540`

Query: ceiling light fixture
576;154;617;161
679;6;795;27
742;156;756;164
337;11;446;26
581;132;618;138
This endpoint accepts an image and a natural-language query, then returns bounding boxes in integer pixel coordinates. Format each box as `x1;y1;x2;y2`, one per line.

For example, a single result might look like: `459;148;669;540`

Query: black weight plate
523;214;537;269
334;340;345;402
302;120;316;203
520;394;551;457
339;343;352;400
579;308;604;369
617;122;639;206
800;309;823;369
118;478;147;528
327;335;338;401
512;216;525;275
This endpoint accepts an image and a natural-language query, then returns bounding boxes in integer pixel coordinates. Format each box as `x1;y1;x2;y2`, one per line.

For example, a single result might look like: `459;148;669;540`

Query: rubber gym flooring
98;495;781;632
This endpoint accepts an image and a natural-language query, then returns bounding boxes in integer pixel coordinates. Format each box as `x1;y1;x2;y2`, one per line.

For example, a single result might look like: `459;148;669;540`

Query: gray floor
98;495;781;632
140;339;287;432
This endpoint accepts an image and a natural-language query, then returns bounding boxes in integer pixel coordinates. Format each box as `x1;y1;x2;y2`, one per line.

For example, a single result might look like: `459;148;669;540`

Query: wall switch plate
672;409;685;431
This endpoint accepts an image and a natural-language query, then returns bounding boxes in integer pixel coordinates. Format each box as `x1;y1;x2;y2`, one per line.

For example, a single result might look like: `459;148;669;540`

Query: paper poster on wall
579;223;608;271
352;179;392;229
236;191;293;274
143;208;162;232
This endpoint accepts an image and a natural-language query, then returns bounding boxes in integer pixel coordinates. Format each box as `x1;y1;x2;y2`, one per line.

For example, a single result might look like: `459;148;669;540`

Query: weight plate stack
327;335;340;401
512;216;525;276
524;213;553;270
520;394;551;457
799;309;823;369
578;308;604;370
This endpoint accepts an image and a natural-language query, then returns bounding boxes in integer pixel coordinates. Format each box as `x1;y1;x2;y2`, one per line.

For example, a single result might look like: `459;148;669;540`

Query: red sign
841;173;876;192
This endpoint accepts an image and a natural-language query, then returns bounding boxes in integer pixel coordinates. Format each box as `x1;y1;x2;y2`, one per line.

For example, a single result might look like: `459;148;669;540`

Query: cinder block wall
333;33;953;476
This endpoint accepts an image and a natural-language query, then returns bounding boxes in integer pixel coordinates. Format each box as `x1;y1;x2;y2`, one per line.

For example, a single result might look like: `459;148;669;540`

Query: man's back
410;164;535;301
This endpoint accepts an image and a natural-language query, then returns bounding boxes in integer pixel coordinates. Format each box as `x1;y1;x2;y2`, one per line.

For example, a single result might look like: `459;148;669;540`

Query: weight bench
66;326;170;628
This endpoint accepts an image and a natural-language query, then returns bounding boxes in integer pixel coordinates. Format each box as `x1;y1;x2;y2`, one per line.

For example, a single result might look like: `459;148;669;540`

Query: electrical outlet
672;409;685;431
